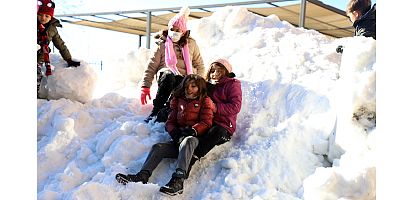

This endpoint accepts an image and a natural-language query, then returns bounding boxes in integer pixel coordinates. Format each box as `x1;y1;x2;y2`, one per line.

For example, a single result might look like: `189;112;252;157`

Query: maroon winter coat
208;76;242;135
166;96;214;136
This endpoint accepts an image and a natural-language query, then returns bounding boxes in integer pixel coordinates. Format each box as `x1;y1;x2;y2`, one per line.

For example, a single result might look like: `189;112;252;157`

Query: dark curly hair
172;74;207;102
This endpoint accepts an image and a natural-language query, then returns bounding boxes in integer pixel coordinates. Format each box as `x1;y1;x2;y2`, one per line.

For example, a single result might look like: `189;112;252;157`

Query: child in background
346;0;376;39
116;74;214;196
37;0;80;95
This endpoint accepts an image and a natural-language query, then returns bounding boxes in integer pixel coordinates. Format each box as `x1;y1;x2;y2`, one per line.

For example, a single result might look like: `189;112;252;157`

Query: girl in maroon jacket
116;74;214;196
194;58;242;161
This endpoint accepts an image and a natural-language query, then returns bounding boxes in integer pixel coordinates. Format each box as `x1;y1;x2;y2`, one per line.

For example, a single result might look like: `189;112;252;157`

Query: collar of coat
353;4;376;27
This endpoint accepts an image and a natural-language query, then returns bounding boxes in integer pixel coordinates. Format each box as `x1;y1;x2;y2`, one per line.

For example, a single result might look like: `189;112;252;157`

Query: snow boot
154;106;171;123
159;169;185;195
144;108;161;123
115;170;150;185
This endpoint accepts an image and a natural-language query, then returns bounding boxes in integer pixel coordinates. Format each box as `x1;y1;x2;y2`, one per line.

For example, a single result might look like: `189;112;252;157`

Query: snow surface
37;6;376;200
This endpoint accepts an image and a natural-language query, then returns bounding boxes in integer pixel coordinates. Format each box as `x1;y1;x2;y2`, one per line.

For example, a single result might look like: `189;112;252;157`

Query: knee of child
152;143;167;151
181;136;199;145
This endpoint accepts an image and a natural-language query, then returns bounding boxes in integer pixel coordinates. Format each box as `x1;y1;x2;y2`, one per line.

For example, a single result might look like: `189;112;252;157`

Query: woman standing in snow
189;58;242;170
116;74;214;196
139;7;205;123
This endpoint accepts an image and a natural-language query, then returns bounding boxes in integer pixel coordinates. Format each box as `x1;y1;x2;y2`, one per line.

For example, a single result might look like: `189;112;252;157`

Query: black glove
170;128;184;145
181;127;197;137
66;59;80;67
336;45;344;54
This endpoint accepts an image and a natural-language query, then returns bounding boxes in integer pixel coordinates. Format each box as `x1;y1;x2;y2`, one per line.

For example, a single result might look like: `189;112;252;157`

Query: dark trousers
152;70;183;112
37;64;43;95
194;124;231;158
140;136;199;175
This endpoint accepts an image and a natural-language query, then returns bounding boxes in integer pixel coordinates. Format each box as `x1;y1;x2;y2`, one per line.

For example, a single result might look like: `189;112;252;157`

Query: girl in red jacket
116;74;214;196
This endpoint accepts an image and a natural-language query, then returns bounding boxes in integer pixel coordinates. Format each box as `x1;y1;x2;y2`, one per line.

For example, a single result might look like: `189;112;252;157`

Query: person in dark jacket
336;0;376;54
190;58;242;167
116;74;214;196
37;0;80;95
139;6;204;123
346;0;376;39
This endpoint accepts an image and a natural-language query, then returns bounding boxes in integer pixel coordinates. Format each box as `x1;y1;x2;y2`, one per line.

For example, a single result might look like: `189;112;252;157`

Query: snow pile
37;6;376;200
301;37;376;200
90;48;153;99
39;55;98;103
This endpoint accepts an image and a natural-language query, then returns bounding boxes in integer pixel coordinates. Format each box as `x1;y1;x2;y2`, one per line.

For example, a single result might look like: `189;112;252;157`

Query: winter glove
66;59;80;67
170;128;185;145
181;127;197;137
45;68;52;76
175;135;186;145
336;45;344;54
170;128;181;138
140;87;151;105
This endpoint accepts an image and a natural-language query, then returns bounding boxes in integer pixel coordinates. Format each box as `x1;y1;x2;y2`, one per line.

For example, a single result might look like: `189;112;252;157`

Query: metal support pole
139;35;142;48
146;12;152;49
299;0;306;27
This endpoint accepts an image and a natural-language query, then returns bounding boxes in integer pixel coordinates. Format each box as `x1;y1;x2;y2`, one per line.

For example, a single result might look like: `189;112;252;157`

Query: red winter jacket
166;96;214;136
208;76;242;135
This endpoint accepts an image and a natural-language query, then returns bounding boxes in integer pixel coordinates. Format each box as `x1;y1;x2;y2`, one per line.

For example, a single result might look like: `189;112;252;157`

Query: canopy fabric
57;0;353;38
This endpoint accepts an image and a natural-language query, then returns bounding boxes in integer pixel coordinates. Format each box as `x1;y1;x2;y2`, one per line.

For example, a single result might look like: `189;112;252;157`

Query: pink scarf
165;36;193;75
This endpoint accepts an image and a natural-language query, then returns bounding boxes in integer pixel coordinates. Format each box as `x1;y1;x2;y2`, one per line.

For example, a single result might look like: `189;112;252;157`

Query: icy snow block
45;63;98;103
327;127;344;163
312;138;329;155
327;37;375;162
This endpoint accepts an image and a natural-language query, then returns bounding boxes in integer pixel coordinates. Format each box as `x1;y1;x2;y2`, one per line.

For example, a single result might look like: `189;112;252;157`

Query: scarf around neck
37;23;52;76
165;36;193;76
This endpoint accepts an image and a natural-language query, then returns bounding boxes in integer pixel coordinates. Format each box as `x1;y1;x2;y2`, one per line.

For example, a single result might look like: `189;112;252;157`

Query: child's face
347;10;360;23
37;13;52;25
185;80;199;99
209;64;226;83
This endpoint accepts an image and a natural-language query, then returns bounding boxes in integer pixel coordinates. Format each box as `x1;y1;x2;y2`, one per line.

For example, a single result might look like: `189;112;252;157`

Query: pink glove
140;87;151;105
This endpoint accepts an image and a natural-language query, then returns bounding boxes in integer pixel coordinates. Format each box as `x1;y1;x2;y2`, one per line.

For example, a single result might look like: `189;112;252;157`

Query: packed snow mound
303;127;376;200
190;6;338;84
39;54;98;103
37;6;376;200
315;37;376;200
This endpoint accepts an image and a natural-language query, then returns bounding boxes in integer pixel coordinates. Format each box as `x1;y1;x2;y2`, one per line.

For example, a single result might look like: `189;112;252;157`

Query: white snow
37;6;376;200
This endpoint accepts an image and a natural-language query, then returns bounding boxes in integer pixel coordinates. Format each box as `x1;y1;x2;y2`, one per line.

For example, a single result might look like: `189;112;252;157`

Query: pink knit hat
212;58;233;73
168;6;190;32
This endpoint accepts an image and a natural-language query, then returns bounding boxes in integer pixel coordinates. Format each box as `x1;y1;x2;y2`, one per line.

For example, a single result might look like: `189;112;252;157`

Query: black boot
115;170;150;185
159;169;185;195
144;107;161;123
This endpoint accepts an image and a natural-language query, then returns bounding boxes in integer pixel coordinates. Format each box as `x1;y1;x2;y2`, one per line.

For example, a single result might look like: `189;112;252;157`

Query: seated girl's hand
182;127;197;137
